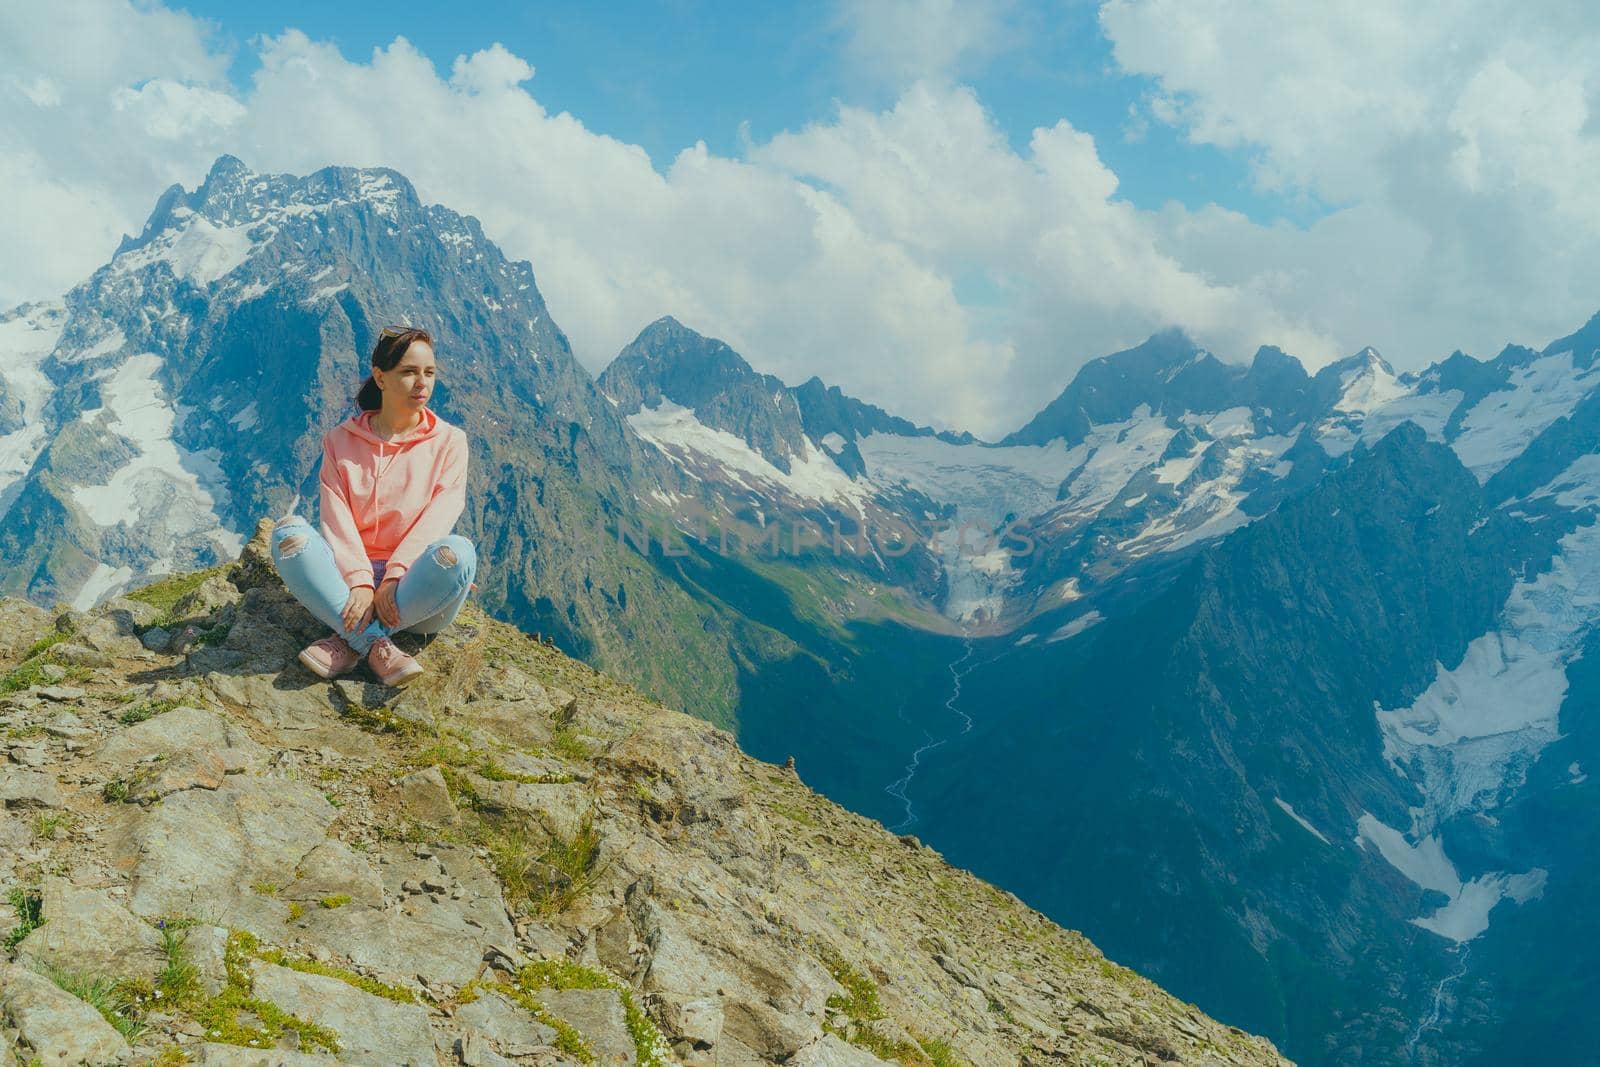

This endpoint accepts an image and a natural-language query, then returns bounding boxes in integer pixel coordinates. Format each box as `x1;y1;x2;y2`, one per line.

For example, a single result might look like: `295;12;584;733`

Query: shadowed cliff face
0;519;1290;1067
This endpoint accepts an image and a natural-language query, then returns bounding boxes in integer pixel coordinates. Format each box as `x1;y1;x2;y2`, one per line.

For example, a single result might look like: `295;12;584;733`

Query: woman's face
375;341;436;413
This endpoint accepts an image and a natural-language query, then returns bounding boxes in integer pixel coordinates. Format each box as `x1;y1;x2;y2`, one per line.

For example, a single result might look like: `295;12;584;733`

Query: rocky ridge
0;518;1287;1066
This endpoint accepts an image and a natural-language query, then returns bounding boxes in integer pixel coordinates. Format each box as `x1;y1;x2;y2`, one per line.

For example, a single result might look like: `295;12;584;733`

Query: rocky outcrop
0;519;1289;1066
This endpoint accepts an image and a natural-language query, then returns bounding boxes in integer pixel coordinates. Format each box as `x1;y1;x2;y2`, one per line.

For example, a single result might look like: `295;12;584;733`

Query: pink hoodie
318;406;469;589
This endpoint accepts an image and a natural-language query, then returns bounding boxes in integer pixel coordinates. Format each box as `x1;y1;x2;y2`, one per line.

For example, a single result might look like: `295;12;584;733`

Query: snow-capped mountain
7;154;1600;1063
597;309;1600;637
0;156;768;724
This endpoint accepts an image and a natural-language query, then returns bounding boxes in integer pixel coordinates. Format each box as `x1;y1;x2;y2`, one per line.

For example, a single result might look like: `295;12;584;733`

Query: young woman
270;326;477;686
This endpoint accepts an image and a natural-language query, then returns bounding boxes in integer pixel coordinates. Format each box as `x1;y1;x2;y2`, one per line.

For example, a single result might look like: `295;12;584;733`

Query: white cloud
833;0;1019;88
3;0;1598;439
1102;0;1600;366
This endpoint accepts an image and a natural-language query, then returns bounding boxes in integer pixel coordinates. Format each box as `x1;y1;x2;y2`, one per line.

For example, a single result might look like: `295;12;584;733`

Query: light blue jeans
269;516;477;654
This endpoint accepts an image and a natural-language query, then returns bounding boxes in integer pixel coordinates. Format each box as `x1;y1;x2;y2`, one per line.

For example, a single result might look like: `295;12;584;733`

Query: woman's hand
341;585;375;634
375;578;402;628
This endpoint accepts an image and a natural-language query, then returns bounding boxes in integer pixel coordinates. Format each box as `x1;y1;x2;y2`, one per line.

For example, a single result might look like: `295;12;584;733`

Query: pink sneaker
298;634;361;679
368;637;424;687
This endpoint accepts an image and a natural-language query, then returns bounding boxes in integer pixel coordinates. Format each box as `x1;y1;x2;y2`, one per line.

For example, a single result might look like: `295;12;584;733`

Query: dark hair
357;326;434;411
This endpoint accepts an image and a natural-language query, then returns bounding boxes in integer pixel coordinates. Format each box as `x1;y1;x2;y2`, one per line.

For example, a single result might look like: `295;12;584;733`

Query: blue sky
6;0;1597;435
171;0;1320;227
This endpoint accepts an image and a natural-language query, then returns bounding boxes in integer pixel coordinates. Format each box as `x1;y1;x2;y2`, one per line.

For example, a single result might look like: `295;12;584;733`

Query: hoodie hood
336;405;444;448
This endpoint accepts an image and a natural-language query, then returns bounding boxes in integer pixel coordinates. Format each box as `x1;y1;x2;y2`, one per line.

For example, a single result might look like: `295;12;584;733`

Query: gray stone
540;987;637;1066
16;877;166;980
0;598;53;660
396;765;459;827
457;1029;519;1067
141;626;173;652
790;1033;894;1066
205;673;332;732
49;642;112;667
223;605;305;668
456;990;559;1055
101;595;160;631
184;924;233;996
0;962;130;1064
661;996;724;1049
462;698;554;749
95;706;268;774
194;1040;339;1064
7;743;47;768
111;776;337;921
0;768;62;810
43;713;91;740
251;961;436;1066
720;997;818;1061
36;685;85;702
473;779;590;840
126;748;228;803
172;573;241;625
284;840;384;907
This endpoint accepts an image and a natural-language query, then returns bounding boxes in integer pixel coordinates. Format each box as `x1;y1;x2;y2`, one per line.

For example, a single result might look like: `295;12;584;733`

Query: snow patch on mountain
1047;610;1103;643
1356;814;1548;942
1451;351;1600;480
1274;798;1331;845
72;562;135;611
66;353;241;599
1122;431;1298;556
1366;451;1600;942
1052;405;1178;519
628;398;868;512
856;430;1079;621
0;304;65;518
114;210;259;288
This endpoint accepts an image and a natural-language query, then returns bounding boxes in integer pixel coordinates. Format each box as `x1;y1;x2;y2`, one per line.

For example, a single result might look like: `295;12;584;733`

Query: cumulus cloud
3;0;1598;438
1102;0;1600;366
833;0;1019;88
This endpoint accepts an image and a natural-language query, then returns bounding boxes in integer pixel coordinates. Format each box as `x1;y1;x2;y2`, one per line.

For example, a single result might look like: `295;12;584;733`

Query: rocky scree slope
0;519;1287;1066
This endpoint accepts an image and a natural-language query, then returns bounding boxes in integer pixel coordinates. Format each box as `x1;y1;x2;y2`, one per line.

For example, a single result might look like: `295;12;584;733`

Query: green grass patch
515;959;672;1067
191;931;340;1054
5;887;44;948
317;895;351;909
549;727;590;761
769;801;818;826
119;696;183;726
484;812;605;917
36;962;148;1041
817;946;936;1065
124;567;226;626
253;946;416;1004
20;630;69;661
0;650;89;695
461;978;595;1064
917;1036;966;1067
30;811;69;840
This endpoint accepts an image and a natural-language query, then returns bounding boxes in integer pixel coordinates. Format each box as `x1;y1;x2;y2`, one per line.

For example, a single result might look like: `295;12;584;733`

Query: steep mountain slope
0;521;1289;1066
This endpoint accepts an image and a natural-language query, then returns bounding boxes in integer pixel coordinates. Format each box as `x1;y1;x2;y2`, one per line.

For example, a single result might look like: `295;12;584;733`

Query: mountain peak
599;318;808;470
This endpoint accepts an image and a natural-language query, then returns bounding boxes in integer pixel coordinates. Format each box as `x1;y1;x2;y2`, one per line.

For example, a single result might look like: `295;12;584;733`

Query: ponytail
357;325;433;412
357;375;382;411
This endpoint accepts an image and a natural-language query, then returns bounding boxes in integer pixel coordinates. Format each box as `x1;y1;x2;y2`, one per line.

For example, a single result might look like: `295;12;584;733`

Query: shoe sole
377;661;425;687
298;649;356;680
